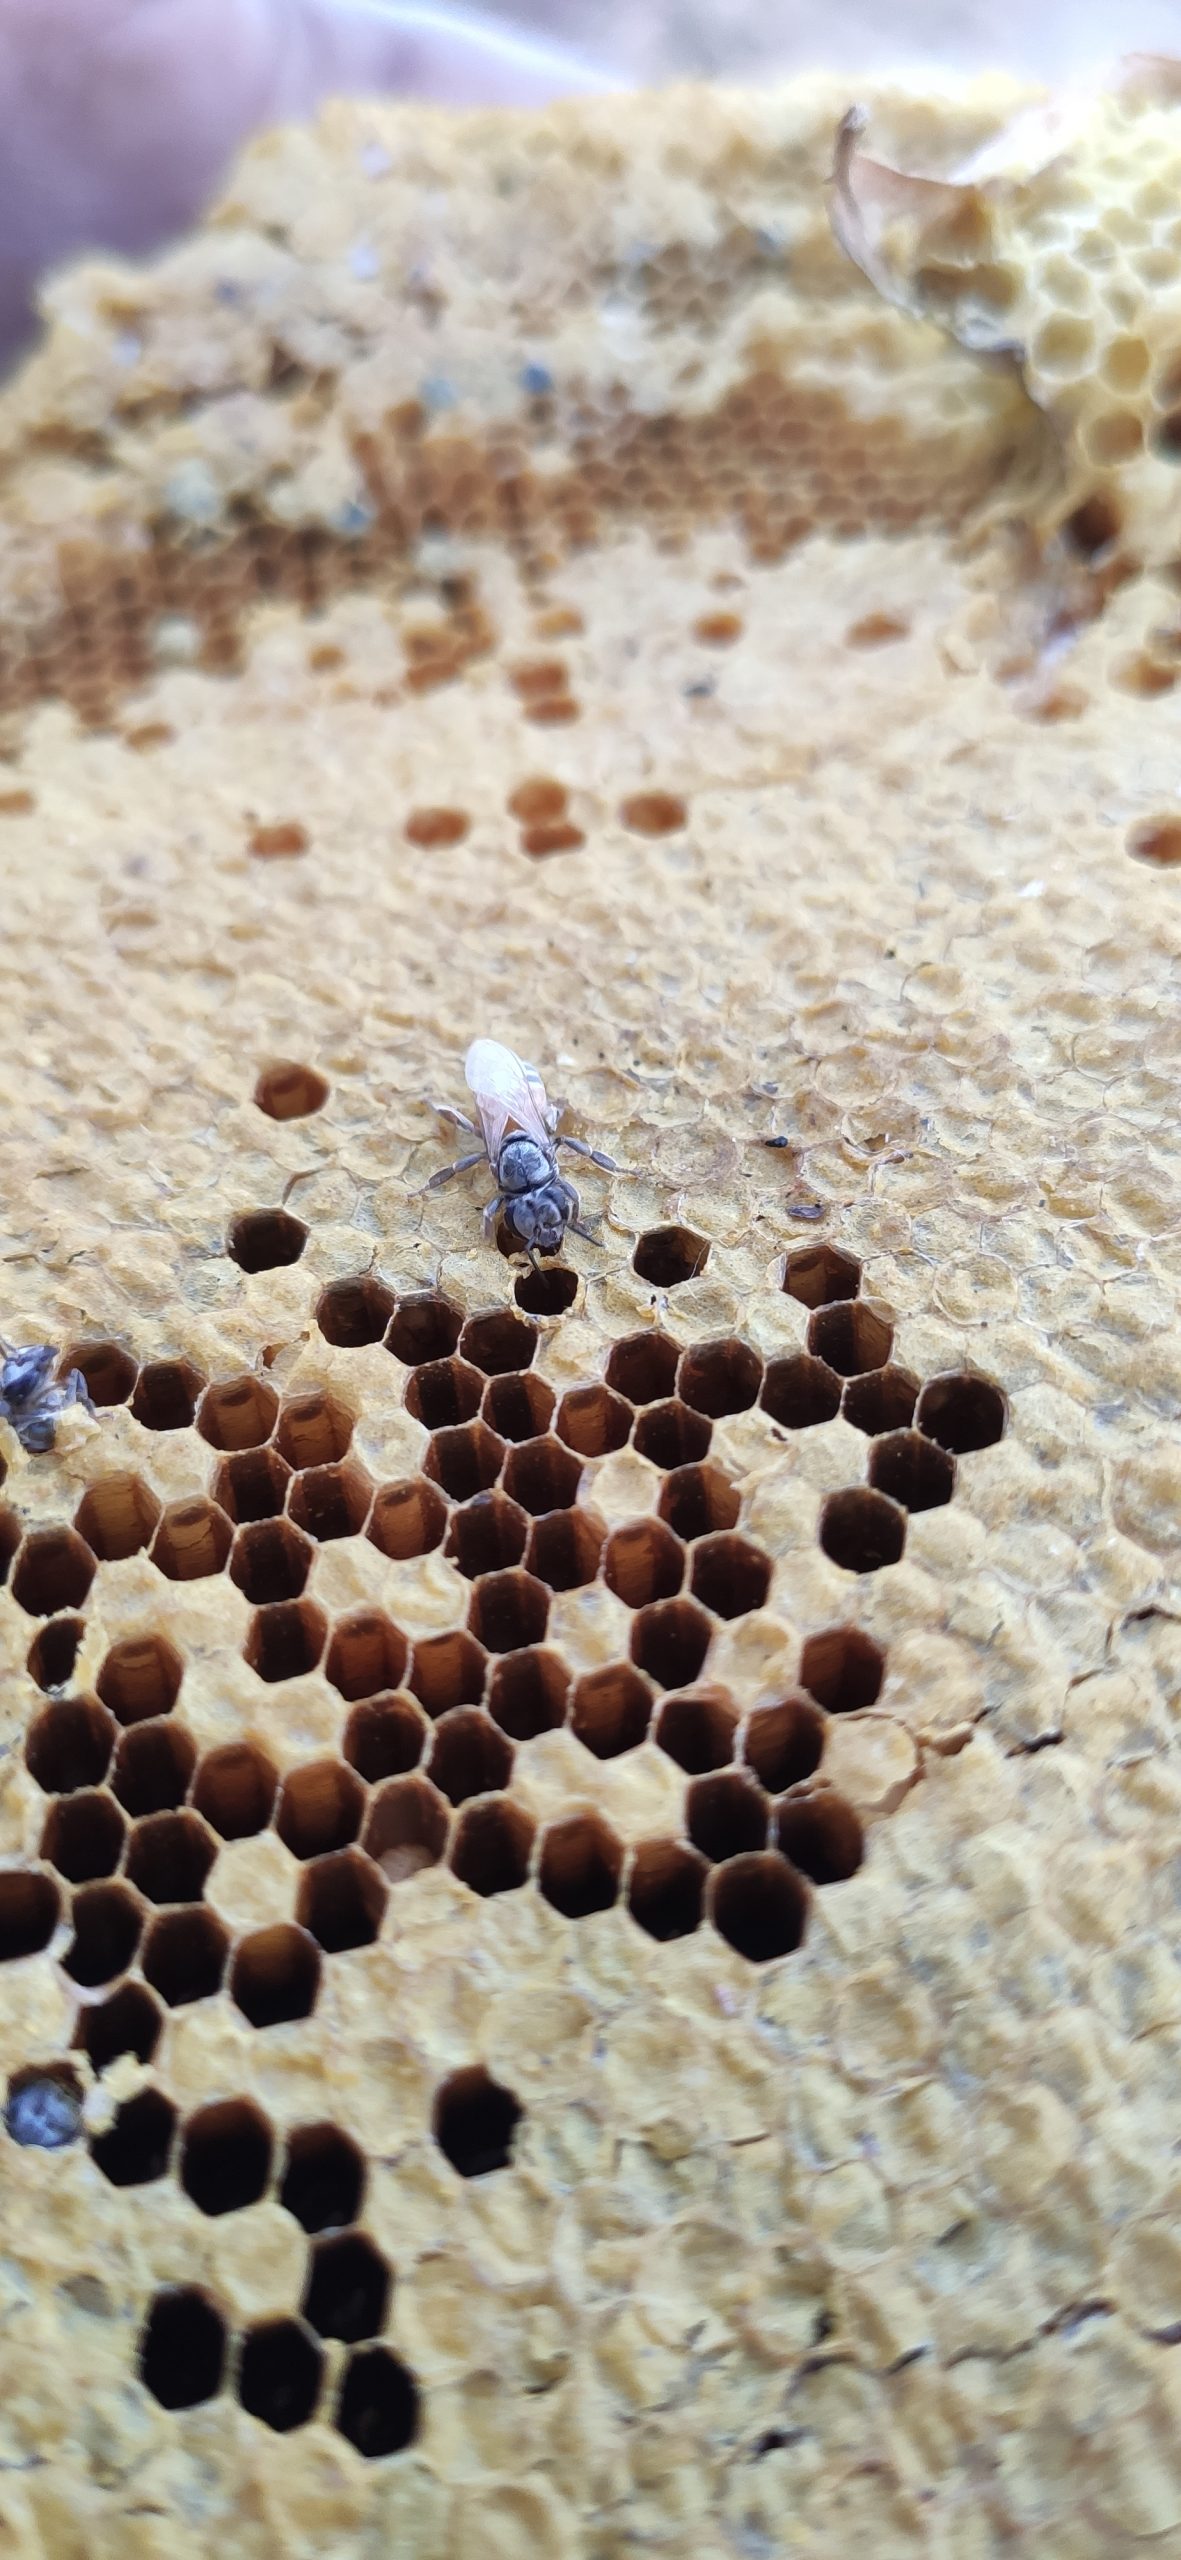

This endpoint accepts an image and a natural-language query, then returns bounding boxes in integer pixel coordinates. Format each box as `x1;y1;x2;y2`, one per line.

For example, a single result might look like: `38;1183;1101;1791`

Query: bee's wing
464;1039;551;1160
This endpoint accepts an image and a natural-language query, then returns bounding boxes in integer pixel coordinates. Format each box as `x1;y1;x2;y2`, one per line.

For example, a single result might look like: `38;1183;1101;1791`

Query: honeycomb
0;65;1178;2560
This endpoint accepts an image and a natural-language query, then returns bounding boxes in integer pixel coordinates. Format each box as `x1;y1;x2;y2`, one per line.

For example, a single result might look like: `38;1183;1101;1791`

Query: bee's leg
557;1136;617;1170
426;1150;486;1192
483;1193;511;1243
426;1098;477;1133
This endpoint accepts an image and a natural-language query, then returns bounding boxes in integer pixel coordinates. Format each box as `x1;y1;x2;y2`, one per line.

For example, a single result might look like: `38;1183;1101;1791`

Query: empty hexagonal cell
539;1813;622;1919
526;1507;605;1592
428;1708;514;1807
227;1209;308;1275
486;1647;568;1742
709;1853;809;1963
604;1519;684;1610
807;1302;893;1379
409;1630;487;1717
288;1459;372;1544
40;1790;125;1883
62;1339;137;1407
446;1491;529;1580
568;1663;652;1760
230;1517;314;1604
150;1498;232;1583
12;1529;95;1618
385;1291;463;1365
776;1790;865;1885
434;2065;523;2176
631;1597;712;1692
633;1401;713;1469
325;1609;409;1705
761;1353;843;1431
425;1421;506;1502
126;1810;217;1904
336;2346;420;2458
689;1532;771;1620
255;1060;330;1122
0;1868;60;1961
245;1599;328;1685
677;1338;762;1419
799;1625;885;1715
238;2316;323;2433
276;1760;364;1860
868;1429;956;1513
819;1489;906;1575
468;1568;549;1654
192;1742;278;1838
633;1225;710;1288
344;1694;426;1784
111;1719;196;1816
687;1770;769;1862
627;1839;708;1942
26;1615;85;1693
275;1392;354;1472
605;1331;679;1405
482;1370;555;1443
303;2229;390;2342
197;1373;280;1452
97;1631;183;1724
140;2289;227;2410
459;1309;538;1376
745;1695;826;1792
63;1880;140;1985
131;1359;205;1433
141;1907;228;2007
280;2122;365;2232
316;1273;395;1348
298;1848;387;1952
653;1684;737;1773
363;1776;450;1881
842;1366;920;1436
78;1981;163;2071
231;1924;321;2028
90;2087;176;2187
181;2098;274;2215
916;1370;1008;1454
405;1357;483;1430
556;1383;632;1457
514;1265;579;1318
367;1475;449;1562
449;1793;534;1896
74;1474;161;1564
782;1243;861;1310
500;1436;582;1517
26;1695;115;1793
657;1463;740;1542
3;2062;78;2150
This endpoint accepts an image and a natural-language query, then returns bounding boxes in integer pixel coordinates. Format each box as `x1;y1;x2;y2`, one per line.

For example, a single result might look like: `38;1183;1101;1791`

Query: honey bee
0;1341;93;1452
428;1039;615;1266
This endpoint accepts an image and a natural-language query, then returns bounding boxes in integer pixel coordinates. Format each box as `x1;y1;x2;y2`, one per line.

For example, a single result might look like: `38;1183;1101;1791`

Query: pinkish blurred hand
0;0;614;366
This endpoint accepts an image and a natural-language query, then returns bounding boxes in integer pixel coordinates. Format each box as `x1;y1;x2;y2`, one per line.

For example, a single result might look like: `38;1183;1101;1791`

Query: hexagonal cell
40;1790;126;1883
842;1366;920;1436
326;1609;409;1704
428;1707;514;1807
26;1695;115;1794
744;1693;826;1792
227;1209;308;1274
89;2086;176;2186
500;1436;582;1517
181;2098;274;2216
62;1339;137;1408
761;1352;843;1433
916;1370;1008;1454
111;1719;196;1816
777;1790;865;1885
3;2063;80;2150
689;1532;771;1620
96;1631;183;1724
150;1498;232;1582
627;1839;708;1942
62;1879;140;1985
782;1243;861;1310
303;2229;390;2342
78;1981;163;2071
819;1489;906;1575
526;1507;605;1593
482;1371;555;1443
687;1770;769;1862
799;1625;885;1715
131;1359;206;1433
230;1517;314;1604
409;1629;487;1718
237;2317;323;2433
468;1567;549;1654
514;1265;578;1318
605;1331;680;1405
140;2289;227;2410
244;1599;328;1684
433;2065;523;2176
192;1742;278;1838
197;1374;280;1452
709;1852;809;1963
657;1463;740;1542
344;1694;426;1784
275;1392;354;1472
297;1848;387;1953
633;1225;710;1289
316;1273;395;1348
868;1429;956;1513
604;1519;685;1609
807;1302;893;1379
141;1907;228;2007
213;1445;292;1526
336;2346;420;2458
486;1647;568;1741
632;1400;713;1470
126;1810;217;1904
12;1528;96;1618
405;1357;483;1430
677;1338;762;1419
449;1793;534;1895
276;1760;364;1860
653;1684;737;1774
568;1663;652;1760
357;1475;445;1583
459;1309;538;1376
231;1924;321;2028
556;1382;632;1457
446;1491;529;1580
26;1615;85;1694
539;1812;622;1918
255;1061;330;1121
287;1459;372;1543
0;1868;60;1961
631;1597;712;1691
425;1420;506;1502
280;2123;365;2233
385;1292;463;1366
363;1776;450;1881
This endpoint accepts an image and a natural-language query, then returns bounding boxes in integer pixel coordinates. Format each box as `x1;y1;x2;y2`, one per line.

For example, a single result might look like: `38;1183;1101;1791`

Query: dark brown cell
687;1770;768;1863
744;1695;826;1791
276;1760;364;1860
287;1459;372;1543
776;1790;865;1885
538;1813;622;1918
761;1353;843;1431
237;2318;323;2432
227;1209;308;1275
150;1498;232;1582
231;1924;321;2028
514;1265;579;1317
280;2122;365;2233
255;1061;330;1122
197;1374;280;1452
181;2099;274;2216
501;1435;581;1516
367;1477;447;1562
487;1647;568;1741
449;1794;534;1896
568;1663;653;1760
657;1463;740;1541
633;1226;710;1288
213;1445;292;1526
0;1868;61;1962
275;1391;354;1470
424;1421;505;1502
631;1597;712;1691
125;1810;216;1905
325;1609;409;1703
605;1331;679;1405
131;1360;205;1433
141;1907;228;2007
192;1742;278;1839
653;1682;738;1774
336;2347;420;2458
916;1370;1008;1454
385;1292;463;1366
297;1849;387;1953
434;2065;523;2176
62;1880;139;1985
482;1371;555;1443
556;1383;632;1457
79;1981;163;2072
230;1518;313;1605
409;1630;487;1717
446;1492;529;1580
782;1244;861;1309
12;1529;96;1618
316;1273;395;1348
819;1489;906;1575
467;1567;549;1653
26;1695;114;1794
40;1790;125;1883
604;1518;685;1609
710;1852;809;1962
303;2230;390;2342
244;1599;327;1684
61;1340;137;1408
527;1507;605;1593
842;1367;920;1437
677;1338;762;1419
428;1708;513;1807
627;1838;708;1942
632;1400;712;1471
90;2087;176;2187
362;1776;450;1882
26;1616;85;1693
344;1694;426;1785
140;2289;226;2410
459;1310;539;1378
96;1632;183;1723
405;1357;484;1430
807;1302;893;1379
869;1429;956;1513
111;1719;196;1816
799;1625;885;1714
689;1532;772;1620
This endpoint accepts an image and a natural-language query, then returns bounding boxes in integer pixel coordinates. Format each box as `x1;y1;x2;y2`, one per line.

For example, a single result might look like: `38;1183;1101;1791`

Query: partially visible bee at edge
426;1039;616;1269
